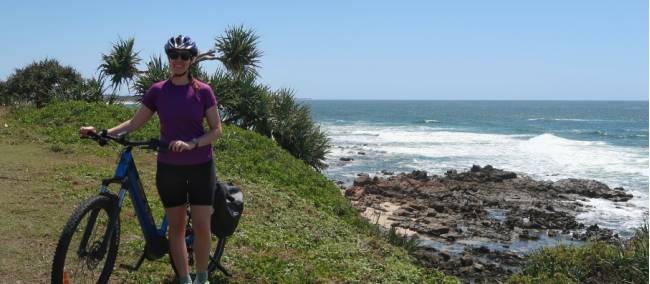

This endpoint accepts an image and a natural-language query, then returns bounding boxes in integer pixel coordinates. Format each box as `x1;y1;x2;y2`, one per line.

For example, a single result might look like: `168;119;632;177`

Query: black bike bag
211;182;244;238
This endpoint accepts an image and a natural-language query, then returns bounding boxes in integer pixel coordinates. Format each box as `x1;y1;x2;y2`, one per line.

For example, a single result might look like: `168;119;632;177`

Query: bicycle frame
96;146;172;269
102;146;167;239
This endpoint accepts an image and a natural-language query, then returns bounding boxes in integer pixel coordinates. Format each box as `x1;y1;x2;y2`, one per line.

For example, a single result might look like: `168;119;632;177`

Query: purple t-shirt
142;79;217;165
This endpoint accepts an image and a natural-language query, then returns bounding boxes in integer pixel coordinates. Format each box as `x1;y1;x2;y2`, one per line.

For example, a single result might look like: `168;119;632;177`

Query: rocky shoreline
342;165;632;283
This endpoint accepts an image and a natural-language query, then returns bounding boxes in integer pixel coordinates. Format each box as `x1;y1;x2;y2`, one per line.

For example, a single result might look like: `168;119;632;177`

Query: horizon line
295;98;649;102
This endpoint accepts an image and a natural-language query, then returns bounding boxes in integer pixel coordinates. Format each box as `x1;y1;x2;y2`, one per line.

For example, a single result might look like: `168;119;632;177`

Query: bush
0;80;7;106
269;89;330;170
3;59;84;107
49;76;108;103
506;224;649;284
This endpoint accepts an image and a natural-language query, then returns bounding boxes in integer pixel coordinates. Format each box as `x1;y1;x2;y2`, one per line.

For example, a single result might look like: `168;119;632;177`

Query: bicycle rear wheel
51;195;120;284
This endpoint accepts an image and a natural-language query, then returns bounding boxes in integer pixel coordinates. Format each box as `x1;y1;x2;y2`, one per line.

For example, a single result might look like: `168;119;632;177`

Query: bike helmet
164;35;198;57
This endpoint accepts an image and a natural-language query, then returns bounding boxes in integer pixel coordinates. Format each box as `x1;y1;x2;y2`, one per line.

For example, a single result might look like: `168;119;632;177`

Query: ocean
306;100;649;235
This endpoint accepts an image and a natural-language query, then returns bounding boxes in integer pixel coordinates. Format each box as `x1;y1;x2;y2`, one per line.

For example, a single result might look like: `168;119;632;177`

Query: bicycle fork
75;191;119;261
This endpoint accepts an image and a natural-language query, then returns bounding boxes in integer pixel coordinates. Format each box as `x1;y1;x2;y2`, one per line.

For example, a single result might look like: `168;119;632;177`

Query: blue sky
1;0;647;100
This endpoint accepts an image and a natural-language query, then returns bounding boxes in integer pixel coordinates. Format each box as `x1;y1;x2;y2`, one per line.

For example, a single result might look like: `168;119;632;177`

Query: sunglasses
168;52;192;61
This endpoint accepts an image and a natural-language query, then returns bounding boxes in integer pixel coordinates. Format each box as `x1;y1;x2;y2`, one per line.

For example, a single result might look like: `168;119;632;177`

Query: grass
505;224;648;284
0;102;459;283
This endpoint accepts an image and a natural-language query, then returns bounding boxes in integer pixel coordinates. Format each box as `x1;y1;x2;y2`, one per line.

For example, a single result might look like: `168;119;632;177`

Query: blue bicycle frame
101;146;168;241
98;146;179;270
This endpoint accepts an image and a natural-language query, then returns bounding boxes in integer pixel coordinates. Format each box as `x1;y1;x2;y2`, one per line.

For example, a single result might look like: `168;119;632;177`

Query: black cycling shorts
155;160;215;208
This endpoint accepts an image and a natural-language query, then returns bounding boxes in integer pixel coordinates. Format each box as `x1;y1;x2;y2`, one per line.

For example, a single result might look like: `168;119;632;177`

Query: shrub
269;89;330;170
207;71;272;135
0;80;7;106
506;223;649;283
3;58;84;107
49;76;109;103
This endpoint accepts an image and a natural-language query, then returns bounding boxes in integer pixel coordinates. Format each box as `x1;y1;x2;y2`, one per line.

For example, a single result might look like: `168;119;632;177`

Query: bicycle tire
51;195;120;284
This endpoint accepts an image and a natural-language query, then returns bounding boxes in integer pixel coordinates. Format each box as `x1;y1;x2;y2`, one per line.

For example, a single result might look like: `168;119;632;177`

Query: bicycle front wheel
51;194;120;284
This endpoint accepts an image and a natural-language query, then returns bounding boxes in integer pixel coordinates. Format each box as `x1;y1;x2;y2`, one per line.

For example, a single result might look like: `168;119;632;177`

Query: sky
0;0;647;100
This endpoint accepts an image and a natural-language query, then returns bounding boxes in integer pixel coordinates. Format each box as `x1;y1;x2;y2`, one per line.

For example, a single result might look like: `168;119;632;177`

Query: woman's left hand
169;140;193;152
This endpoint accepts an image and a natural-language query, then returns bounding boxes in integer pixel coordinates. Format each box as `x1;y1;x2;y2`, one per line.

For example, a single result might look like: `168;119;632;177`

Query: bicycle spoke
63;207;112;283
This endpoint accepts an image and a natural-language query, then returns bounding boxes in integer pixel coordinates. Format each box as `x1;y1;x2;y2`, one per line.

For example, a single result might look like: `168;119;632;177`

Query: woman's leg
190;205;212;272
187;161;215;274
166;205;189;278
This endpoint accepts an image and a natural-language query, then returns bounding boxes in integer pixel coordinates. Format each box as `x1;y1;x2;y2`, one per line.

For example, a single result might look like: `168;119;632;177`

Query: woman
80;35;222;284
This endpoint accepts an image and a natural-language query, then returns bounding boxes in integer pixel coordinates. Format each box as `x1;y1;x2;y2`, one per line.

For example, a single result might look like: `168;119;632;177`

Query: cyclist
80;35;222;284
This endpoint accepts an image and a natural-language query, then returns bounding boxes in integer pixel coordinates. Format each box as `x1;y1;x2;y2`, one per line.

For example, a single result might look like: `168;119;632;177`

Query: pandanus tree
98;37;141;104
195;25;262;78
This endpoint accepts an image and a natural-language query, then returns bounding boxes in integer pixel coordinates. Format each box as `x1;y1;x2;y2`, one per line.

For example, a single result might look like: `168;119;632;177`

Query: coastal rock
407;170;429;181
340;157;354;162
461;254;474;266
572;224;619;242
353;174;371;186
342;165;631;282
552;179;633;202
344;186;365;200
445;165;517;182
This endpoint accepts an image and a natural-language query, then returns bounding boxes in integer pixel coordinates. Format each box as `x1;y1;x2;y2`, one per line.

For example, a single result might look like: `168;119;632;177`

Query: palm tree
196;25;263;78
98;37;142;103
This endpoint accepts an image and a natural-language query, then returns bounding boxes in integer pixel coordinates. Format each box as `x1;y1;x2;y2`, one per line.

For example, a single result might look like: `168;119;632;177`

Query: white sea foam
527;118;620;122
322;123;649;233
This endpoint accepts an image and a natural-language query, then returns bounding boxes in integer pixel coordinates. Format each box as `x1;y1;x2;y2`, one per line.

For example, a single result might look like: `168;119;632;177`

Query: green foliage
2;58;84;107
132;56;170;98
189;61;210;81
9;101;158;146
99;37;141;101
0;80;7;106
215;25;263;77
506;224;649;284
269;89;331;170
49;76;109;103
386;227;421;254
204;71;269;132
214;124;349;221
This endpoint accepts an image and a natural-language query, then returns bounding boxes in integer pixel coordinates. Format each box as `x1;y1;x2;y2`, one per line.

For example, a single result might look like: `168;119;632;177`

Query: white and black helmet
164;35;198;56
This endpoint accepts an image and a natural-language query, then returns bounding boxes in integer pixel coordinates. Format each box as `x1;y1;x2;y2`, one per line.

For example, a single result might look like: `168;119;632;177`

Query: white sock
179;274;192;284
195;271;208;282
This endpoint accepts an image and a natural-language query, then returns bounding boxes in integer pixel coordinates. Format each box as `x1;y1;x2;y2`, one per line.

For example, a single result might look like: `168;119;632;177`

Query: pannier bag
211;181;244;238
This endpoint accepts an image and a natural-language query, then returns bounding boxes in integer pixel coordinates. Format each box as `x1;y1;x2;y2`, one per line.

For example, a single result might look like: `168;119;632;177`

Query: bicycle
51;131;230;284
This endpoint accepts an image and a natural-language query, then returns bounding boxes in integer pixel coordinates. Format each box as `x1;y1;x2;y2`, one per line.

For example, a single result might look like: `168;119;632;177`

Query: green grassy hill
0;101;458;283
4;101;645;283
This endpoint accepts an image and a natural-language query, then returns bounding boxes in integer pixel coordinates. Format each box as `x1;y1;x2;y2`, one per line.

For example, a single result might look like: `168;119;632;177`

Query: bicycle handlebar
83;130;168;150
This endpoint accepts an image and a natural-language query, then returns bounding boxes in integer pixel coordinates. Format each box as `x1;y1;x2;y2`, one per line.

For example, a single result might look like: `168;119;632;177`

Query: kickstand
213;237;232;277
216;262;231;277
120;252;146;271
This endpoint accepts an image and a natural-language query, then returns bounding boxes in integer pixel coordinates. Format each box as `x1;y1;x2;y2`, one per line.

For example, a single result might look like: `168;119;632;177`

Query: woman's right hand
79;126;97;137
